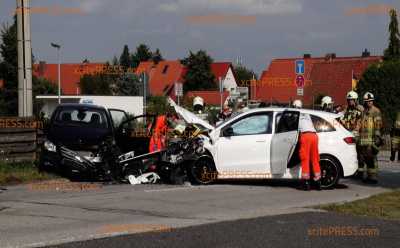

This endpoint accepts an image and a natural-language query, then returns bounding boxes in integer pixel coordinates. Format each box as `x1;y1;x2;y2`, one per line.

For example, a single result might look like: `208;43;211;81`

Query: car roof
57;103;107;111
238;107;341;119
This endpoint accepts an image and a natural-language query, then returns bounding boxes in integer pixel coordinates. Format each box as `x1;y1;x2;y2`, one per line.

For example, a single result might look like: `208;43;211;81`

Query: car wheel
189;157;216;185
320;155;340;189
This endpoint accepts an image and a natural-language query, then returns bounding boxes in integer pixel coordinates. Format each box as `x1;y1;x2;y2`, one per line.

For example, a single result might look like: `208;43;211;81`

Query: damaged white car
182;108;358;189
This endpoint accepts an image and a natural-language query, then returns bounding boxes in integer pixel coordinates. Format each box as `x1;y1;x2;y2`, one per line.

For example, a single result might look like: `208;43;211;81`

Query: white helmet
346;91;358;100
363;92;374;102
321;96;334;107
293;99;303;108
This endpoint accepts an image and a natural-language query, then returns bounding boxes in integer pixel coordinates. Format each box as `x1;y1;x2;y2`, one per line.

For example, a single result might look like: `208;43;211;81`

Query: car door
114;114;156;155
270;111;300;175
216;112;273;174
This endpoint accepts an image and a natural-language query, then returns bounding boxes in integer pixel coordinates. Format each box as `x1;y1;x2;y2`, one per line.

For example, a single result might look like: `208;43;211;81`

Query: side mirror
223;127;234;137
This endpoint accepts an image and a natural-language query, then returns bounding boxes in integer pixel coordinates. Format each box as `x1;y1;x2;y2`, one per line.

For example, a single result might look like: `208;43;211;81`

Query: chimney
362;49;370;58
303;54;311;59
325;53;336;61
39;61;46;76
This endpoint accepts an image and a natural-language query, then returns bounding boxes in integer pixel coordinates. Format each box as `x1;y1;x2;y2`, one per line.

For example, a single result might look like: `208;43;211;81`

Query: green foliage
79;73;113;95
114;73;141;96
0;16;18;116
132;44;153;68
182;50;216;93
384;9;400;61
357;60;400;131
152;48;164;64
234;65;256;86
33;77;58;115
119;45;131;68
146;96;169;115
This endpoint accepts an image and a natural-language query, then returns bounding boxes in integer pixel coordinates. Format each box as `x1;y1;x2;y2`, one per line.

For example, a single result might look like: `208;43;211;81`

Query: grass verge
319;190;400;220
0;161;58;186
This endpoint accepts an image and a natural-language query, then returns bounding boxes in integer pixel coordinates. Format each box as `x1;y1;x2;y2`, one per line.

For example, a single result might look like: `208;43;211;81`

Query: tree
234;65;256;86
113;73;141;96
152;48;163;64
79;73;113;95
0;16;18;115
146;96;169;115
119;45;131;68
131;44;152;68
182;50;216;92
112;56;119;66
384;9;400;61
357;60;400;131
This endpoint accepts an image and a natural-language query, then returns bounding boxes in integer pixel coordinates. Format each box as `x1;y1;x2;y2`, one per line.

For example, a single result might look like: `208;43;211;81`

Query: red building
33;62;105;95
255;53;382;106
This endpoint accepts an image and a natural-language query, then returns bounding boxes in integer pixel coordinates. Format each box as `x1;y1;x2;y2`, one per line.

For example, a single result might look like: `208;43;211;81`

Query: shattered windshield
55;107;109;129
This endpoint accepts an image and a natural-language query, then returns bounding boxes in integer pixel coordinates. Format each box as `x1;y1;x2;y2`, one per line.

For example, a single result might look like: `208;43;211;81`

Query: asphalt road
48;212;400;248
0;153;399;248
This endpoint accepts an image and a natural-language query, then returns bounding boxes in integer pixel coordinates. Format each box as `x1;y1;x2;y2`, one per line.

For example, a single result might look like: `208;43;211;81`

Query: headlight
44;140;57;152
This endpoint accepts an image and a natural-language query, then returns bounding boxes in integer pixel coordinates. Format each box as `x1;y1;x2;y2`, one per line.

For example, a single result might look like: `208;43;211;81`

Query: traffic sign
175;82;183;97
297;88;304;96
295;60;305;74
295;75;305;88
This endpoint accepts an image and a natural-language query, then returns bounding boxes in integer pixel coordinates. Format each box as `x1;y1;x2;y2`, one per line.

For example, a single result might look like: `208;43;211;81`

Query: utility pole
51;43;61;104
17;0;33;117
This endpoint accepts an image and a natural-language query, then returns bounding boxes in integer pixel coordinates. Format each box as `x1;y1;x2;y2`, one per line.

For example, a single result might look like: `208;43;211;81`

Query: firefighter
149;115;167;153
298;112;321;191
321;96;334;112
340;91;364;140
293;99;303;109
390;112;400;162
358;92;383;184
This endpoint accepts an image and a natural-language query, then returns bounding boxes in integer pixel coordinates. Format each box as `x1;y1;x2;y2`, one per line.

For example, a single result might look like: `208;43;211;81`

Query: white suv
190;108;358;189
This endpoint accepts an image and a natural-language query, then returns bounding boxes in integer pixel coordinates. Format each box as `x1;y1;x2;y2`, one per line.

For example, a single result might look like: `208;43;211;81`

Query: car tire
189;156;216;185
319;155;341;189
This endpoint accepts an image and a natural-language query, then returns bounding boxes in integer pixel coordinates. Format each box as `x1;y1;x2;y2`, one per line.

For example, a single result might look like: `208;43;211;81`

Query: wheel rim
320;159;338;188
192;159;215;184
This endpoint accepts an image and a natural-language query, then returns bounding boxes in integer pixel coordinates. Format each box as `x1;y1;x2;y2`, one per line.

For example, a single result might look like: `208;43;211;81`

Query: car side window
276;111;299;133
311;115;335;132
230;113;272;136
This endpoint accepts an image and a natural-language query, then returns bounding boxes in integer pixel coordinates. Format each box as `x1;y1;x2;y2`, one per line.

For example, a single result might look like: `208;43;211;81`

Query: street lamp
51;43;61;104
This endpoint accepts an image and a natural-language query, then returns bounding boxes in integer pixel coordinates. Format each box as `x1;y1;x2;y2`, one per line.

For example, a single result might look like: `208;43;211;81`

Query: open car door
115;115;156;155
270;110;300;174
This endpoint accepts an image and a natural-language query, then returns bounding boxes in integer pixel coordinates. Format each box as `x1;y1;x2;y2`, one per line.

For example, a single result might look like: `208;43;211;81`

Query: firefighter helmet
346;91;358;100
363;92;374;102
321;96;334;107
293;99;303;108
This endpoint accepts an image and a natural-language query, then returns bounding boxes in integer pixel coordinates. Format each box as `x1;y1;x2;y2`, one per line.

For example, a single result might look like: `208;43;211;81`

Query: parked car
39;103;156;179
186;108;358;189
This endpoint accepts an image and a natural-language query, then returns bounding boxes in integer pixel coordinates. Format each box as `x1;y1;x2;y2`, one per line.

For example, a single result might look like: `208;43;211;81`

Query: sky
0;0;399;75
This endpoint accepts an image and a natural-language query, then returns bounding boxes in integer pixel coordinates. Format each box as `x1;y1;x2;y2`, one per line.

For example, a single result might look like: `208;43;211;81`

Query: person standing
340;91;364;178
298;113;321;191
358;92;383;184
390;112;400;162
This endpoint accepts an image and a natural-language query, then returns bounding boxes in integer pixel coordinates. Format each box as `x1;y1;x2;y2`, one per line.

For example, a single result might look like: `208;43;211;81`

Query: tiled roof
32;62;106;95
210;62;231;80
186;90;229;106
256;56;381;106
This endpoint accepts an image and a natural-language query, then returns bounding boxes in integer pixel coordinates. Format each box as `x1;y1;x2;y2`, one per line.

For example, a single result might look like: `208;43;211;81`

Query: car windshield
55;106;109;129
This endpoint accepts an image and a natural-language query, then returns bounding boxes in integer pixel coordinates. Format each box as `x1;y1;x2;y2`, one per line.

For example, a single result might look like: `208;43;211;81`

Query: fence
0;128;43;162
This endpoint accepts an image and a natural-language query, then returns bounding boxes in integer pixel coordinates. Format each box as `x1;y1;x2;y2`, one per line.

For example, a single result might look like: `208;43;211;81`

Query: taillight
343;137;355;144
